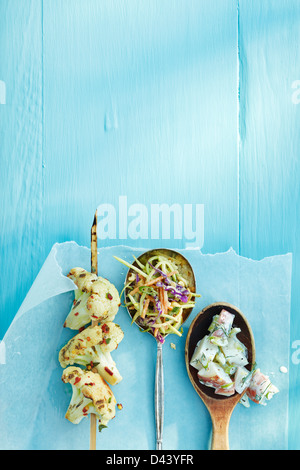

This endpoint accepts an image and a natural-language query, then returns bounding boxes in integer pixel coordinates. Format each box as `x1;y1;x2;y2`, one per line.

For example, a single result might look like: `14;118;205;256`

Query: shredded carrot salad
114;253;200;343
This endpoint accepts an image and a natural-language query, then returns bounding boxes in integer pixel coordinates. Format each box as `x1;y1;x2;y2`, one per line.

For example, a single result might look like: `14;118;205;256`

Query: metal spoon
185;302;256;450
124;248;196;450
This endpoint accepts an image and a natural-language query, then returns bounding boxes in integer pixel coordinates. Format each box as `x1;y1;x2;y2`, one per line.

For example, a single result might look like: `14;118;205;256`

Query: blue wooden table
0;0;299;450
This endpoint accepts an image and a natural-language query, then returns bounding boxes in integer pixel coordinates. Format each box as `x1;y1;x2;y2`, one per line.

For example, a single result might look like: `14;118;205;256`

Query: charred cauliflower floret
99;321;124;354
59;323;124;385
67;268;99;292
64;268;121;330
62;366;116;430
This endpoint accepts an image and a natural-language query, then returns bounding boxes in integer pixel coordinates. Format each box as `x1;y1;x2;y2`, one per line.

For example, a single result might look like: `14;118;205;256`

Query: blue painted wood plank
0;0;298;449
238;0;300;449
42;0;239;254
0;1;239;338
0;0;43;337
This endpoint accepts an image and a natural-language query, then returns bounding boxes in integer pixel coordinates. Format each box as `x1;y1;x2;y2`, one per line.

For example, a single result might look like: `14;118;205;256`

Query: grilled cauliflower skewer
62;367;116;429
60;267;123;431
64;268;121;330
59;323;124;385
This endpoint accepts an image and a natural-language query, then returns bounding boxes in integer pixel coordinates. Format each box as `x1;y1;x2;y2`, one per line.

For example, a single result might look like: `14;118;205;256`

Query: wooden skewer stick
91;209;98;275
90;209;98;450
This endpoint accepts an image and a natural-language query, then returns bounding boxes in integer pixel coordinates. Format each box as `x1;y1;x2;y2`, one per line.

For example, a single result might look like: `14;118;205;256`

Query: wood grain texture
0;0;299;449
238;1;300;449
0;0;43;336
42;0;238;253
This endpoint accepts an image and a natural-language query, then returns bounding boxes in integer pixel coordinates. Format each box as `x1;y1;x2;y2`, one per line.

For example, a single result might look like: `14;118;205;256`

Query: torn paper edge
4;241;292;342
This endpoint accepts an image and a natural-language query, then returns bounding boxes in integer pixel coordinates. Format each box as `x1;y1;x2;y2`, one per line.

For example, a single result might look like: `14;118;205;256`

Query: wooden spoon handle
210;411;231;450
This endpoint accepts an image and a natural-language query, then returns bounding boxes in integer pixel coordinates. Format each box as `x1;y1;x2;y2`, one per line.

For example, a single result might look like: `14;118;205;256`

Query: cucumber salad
190;309;279;406
115;252;199;344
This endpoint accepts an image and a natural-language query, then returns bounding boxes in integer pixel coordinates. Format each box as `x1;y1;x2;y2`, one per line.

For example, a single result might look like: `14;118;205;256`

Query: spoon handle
155;341;164;450
210;411;231;450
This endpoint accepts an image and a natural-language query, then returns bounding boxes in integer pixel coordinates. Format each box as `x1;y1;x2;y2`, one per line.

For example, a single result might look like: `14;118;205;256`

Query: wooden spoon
185;302;255;450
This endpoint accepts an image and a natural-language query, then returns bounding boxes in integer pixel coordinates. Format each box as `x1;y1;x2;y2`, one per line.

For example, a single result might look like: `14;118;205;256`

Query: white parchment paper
0;242;292;450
